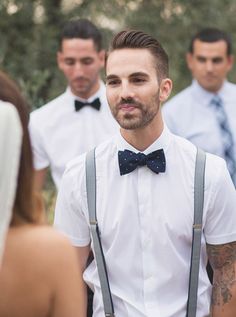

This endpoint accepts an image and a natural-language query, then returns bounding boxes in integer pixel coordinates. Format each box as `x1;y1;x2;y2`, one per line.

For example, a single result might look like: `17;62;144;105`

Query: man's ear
57;51;63;70
227;54;234;72
159;78;172;102
98;49;106;68
186;52;193;71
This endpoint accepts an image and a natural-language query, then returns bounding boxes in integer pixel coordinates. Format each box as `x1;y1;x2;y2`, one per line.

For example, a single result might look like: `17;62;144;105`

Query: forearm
76;245;91;316
211;277;236;316
207;242;236;317
81;280;88;316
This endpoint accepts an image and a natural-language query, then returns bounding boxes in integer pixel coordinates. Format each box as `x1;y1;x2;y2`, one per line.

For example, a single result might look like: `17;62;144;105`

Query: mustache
117;97;141;107
73;76;88;81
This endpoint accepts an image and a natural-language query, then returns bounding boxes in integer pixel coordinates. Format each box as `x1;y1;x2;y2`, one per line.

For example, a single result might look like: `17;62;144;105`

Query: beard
110;90;160;130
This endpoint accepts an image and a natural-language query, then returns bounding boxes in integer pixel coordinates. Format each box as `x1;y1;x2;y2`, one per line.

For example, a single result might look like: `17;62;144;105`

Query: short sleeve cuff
64;233;91;247
33;160;49;170
205;232;236;245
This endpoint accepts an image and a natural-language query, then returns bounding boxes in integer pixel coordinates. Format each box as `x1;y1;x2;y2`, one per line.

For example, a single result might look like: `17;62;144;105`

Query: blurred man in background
29;18;117;192
163;28;236;186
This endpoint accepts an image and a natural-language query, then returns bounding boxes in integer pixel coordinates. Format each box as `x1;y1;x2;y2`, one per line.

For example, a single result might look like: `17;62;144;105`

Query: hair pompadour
108;29;169;79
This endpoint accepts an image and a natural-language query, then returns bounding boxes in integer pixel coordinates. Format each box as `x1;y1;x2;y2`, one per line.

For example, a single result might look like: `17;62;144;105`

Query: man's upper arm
75;245;91;272
29;115;50;173
207;241;236;317
34;168;48;191
54;159;91;247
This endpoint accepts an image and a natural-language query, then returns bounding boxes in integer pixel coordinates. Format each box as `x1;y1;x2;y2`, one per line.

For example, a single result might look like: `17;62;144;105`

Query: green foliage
124;0;236;95
1;0;235;214
1;0;235;106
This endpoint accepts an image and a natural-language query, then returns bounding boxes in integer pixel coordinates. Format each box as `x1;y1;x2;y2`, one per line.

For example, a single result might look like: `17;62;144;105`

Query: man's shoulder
205;151;230;185
171;132;227;173
226;80;236;88
64;135;117;177
173;134;231;196
30;91;67;121
225;81;236;94
163;85;192;109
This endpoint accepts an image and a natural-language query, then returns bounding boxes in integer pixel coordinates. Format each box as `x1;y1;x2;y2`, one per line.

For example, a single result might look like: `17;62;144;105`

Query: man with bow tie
54;29;236;317
29;18;117;191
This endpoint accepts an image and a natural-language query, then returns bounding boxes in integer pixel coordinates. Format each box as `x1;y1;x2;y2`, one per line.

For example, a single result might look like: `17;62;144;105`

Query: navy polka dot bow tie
118;149;166;175
75;98;101;111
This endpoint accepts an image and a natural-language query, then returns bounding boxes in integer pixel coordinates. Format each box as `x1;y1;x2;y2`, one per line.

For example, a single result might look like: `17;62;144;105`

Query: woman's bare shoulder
6;224;76;266
1;224;85;317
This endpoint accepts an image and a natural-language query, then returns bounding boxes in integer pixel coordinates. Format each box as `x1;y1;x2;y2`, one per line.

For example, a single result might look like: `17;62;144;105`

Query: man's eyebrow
195;54;223;61
81;56;94;60
195;55;206;59
106;72;149;80
106;74;118;81
129;72;149;77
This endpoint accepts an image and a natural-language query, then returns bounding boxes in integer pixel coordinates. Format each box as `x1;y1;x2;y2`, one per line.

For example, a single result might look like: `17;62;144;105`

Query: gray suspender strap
86;147;206;317
186;148;206;317
86;148;115;317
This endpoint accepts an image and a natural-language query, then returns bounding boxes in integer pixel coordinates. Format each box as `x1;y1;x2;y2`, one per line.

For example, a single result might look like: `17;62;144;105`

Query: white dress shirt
29;82;118;188
0;101;22;267
54;125;236;317
162;80;236;185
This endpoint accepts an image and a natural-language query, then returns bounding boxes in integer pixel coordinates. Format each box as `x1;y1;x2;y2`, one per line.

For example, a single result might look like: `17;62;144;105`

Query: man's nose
206;60;214;72
74;62;84;76
120;82;134;99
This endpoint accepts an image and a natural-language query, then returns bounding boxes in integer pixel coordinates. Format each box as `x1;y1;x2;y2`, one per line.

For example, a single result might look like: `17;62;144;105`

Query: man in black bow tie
29;18;117;192
55;30;236;317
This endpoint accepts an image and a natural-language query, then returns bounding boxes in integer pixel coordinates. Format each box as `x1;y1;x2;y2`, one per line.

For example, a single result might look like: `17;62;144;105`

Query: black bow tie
75;98;101;111
118;149;166;175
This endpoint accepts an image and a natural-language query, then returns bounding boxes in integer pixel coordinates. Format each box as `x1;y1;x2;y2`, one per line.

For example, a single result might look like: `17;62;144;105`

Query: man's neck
194;79;225;95
71;80;101;100
120;117;164;152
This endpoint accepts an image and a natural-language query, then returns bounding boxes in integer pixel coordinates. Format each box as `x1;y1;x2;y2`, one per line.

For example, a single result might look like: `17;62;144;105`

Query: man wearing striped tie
163;28;236;187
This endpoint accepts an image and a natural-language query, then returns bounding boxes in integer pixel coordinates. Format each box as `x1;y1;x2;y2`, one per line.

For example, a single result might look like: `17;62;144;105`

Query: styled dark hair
189;28;232;55
107;29;169;79
0;71;42;225
59;18;103;51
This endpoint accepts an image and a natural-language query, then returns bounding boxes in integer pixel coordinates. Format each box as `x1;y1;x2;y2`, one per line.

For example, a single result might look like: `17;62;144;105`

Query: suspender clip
193;223;202;230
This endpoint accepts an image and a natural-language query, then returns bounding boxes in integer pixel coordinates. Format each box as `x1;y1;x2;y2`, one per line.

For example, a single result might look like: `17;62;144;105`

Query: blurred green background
1;0;236;221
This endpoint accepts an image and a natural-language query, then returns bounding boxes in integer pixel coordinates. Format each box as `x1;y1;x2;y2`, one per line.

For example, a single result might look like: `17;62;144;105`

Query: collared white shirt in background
162;80;236;184
29;82;118;188
54;125;236;317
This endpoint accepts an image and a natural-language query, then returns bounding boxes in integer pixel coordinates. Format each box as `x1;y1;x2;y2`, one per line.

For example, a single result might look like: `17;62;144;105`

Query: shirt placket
138;167;161;316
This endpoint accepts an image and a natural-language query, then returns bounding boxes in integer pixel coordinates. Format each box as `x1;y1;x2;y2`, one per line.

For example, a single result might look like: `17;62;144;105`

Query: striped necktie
210;95;236;186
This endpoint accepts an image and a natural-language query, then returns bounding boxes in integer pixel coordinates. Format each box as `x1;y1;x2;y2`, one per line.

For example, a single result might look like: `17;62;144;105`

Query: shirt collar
116;124;172;154
191;79;229;104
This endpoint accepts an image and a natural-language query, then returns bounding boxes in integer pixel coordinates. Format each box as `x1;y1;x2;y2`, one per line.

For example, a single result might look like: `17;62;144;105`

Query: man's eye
212;58;223;64
196;57;206;63
107;80;119;86
82;59;93;65
132;78;146;83
64;60;75;65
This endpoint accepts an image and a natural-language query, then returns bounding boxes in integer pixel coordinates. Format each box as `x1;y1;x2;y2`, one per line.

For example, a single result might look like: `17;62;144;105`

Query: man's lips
73;78;88;85
118;103;139;111
204;74;217;80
